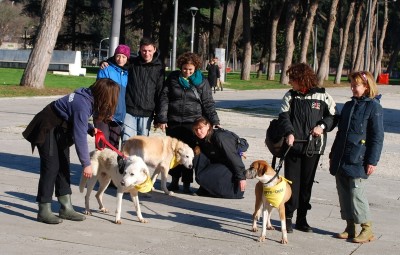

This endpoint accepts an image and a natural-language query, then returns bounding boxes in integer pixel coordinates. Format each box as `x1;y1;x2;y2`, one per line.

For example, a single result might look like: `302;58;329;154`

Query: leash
95;130;127;159
264;145;291;186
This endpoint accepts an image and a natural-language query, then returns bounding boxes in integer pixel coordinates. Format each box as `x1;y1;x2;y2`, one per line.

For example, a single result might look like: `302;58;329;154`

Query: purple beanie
114;44;130;58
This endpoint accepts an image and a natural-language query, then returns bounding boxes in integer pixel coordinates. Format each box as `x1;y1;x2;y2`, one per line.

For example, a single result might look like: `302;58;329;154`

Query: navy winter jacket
329;96;384;178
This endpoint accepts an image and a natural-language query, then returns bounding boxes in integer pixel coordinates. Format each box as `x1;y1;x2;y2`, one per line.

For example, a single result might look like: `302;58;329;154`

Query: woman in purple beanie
95;44;130;149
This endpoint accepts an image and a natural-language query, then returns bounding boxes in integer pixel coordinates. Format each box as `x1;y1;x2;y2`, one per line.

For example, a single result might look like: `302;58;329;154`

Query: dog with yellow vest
245;160;292;244
122;135;194;195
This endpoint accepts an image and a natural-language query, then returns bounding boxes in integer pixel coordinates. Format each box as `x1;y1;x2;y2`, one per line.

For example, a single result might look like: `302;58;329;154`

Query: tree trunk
143;0;153;38
158;0;172;63
228;0;241;67
351;2;363;70
376;2;389;77
20;0;67;89
218;0;229;48
317;0;339;86
300;0;319;64
241;0;251;80
268;1;285;80
208;1;215;58
335;1;355;84
280;0;300;85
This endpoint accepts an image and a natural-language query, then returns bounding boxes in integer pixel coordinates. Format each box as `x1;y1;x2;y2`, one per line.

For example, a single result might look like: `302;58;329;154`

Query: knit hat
114;44;130;58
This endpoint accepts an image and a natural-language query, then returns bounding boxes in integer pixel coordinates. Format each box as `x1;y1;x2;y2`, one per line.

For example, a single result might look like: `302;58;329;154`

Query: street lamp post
189;7;199;53
172;0;178;70
99;37;109;61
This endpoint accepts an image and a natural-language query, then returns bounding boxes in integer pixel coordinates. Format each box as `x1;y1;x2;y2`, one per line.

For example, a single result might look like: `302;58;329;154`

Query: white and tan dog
122;135;194;195
79;148;152;224
245;160;292;244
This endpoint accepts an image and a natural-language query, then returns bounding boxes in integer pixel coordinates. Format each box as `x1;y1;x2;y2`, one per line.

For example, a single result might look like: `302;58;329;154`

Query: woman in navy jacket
329;71;384;243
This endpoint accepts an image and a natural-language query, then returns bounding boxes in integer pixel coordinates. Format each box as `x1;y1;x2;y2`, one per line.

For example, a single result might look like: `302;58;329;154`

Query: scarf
178;69;203;89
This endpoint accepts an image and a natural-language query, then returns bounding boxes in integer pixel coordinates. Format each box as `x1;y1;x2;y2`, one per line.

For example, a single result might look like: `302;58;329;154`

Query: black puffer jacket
125;50;165;117
155;70;220;125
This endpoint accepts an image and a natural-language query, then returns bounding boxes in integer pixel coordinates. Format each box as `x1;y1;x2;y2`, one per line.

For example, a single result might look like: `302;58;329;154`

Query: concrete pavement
0;86;399;255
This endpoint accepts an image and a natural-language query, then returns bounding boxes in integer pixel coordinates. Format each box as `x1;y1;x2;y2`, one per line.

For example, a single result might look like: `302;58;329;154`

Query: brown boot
353;221;374;243
336;220;357;239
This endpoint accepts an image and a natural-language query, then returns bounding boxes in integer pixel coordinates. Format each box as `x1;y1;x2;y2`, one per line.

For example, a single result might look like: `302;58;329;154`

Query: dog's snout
188;164;193;169
120;180;126;186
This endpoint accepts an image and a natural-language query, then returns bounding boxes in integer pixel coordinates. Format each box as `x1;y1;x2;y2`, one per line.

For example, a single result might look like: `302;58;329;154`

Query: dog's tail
79;175;88;193
79;150;98;193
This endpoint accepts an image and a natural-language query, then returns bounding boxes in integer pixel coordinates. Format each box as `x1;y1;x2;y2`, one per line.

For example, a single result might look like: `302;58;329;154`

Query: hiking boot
336;220;357;239
353;222;374;243
182;182;193;194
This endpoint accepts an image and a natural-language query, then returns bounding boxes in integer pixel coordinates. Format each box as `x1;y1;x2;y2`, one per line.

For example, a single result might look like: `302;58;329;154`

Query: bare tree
218;0;229;48
20;0;67;88
280;0;300;85
335;1;356;84
317;0;339;86
299;0;319;64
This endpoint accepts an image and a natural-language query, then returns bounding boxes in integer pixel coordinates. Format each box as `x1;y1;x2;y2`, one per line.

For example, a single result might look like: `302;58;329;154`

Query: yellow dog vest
134;176;153;193
263;176;292;208
169;155;179;169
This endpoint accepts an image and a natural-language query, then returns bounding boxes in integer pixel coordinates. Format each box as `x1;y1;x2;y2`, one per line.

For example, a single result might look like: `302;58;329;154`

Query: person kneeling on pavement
192;117;246;199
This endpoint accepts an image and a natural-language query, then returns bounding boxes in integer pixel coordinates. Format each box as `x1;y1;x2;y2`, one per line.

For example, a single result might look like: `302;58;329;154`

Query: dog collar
134;176;153;193
169;155;179;169
263;176;292;208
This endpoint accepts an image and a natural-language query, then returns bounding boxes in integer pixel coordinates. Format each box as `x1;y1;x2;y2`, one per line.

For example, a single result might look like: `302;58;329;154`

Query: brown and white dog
122;135;194;195
79;148;152;224
245;160;292;244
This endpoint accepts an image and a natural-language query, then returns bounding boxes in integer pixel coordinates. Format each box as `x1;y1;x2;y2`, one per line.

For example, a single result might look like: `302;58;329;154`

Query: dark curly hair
286;63;318;90
177;52;202;70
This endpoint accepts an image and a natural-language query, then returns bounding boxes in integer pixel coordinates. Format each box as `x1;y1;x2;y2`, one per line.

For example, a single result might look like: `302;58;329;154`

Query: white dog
122;135;194;195
79;148;152;224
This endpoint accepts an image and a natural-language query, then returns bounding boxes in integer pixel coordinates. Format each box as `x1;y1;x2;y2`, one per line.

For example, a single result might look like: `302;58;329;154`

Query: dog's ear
117;155;126;174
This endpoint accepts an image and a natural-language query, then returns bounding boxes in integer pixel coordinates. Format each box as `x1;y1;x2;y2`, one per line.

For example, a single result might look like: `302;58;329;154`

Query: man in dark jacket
122;37;165;141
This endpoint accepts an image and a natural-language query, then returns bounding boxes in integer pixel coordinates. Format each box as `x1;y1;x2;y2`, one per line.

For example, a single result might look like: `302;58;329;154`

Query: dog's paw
83;210;92;215
167;191;175;196
115;220;122;224
138;218;149;223
99;207;109;213
267;225;275;230
251;226;258;232
281;237;288;244
257;236;266;242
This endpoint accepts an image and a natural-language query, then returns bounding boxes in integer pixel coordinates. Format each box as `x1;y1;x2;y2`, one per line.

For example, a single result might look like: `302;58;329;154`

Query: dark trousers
166;122;196;183
284;151;320;219
36;127;72;203
94;120;122;149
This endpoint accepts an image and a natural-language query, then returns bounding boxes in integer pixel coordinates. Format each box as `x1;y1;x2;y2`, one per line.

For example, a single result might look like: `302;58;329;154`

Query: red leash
95;130;127;158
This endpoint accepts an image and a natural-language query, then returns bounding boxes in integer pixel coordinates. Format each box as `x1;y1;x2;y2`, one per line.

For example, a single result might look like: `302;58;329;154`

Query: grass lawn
0;67;397;97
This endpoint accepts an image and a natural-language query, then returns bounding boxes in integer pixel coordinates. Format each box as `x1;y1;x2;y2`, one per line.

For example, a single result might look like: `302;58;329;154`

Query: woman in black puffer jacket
155;52;220;194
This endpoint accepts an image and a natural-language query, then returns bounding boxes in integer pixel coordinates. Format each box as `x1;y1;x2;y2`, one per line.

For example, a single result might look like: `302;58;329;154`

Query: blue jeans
122;113;152;142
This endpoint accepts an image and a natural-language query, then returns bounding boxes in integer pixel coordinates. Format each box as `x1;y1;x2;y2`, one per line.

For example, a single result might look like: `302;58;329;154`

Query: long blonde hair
348;71;379;98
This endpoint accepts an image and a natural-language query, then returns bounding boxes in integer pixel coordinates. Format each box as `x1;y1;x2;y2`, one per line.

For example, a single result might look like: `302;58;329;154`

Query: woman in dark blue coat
329;71;384;243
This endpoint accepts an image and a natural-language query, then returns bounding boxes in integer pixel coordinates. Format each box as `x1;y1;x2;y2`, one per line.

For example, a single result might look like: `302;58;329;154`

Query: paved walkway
0;86;399;255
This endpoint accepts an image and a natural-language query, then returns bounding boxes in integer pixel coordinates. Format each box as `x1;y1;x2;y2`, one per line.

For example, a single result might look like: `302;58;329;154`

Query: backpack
265;118;287;157
215;128;249;158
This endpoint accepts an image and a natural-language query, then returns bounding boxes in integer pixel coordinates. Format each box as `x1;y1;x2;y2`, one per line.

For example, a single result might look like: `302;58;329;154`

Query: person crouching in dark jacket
191;117;246;199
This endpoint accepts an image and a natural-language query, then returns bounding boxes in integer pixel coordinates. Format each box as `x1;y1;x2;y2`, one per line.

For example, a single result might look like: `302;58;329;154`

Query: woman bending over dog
23;79;120;224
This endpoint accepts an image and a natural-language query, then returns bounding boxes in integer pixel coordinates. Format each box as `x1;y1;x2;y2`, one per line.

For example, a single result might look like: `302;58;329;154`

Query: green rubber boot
58;195;86;221
37;203;63;224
